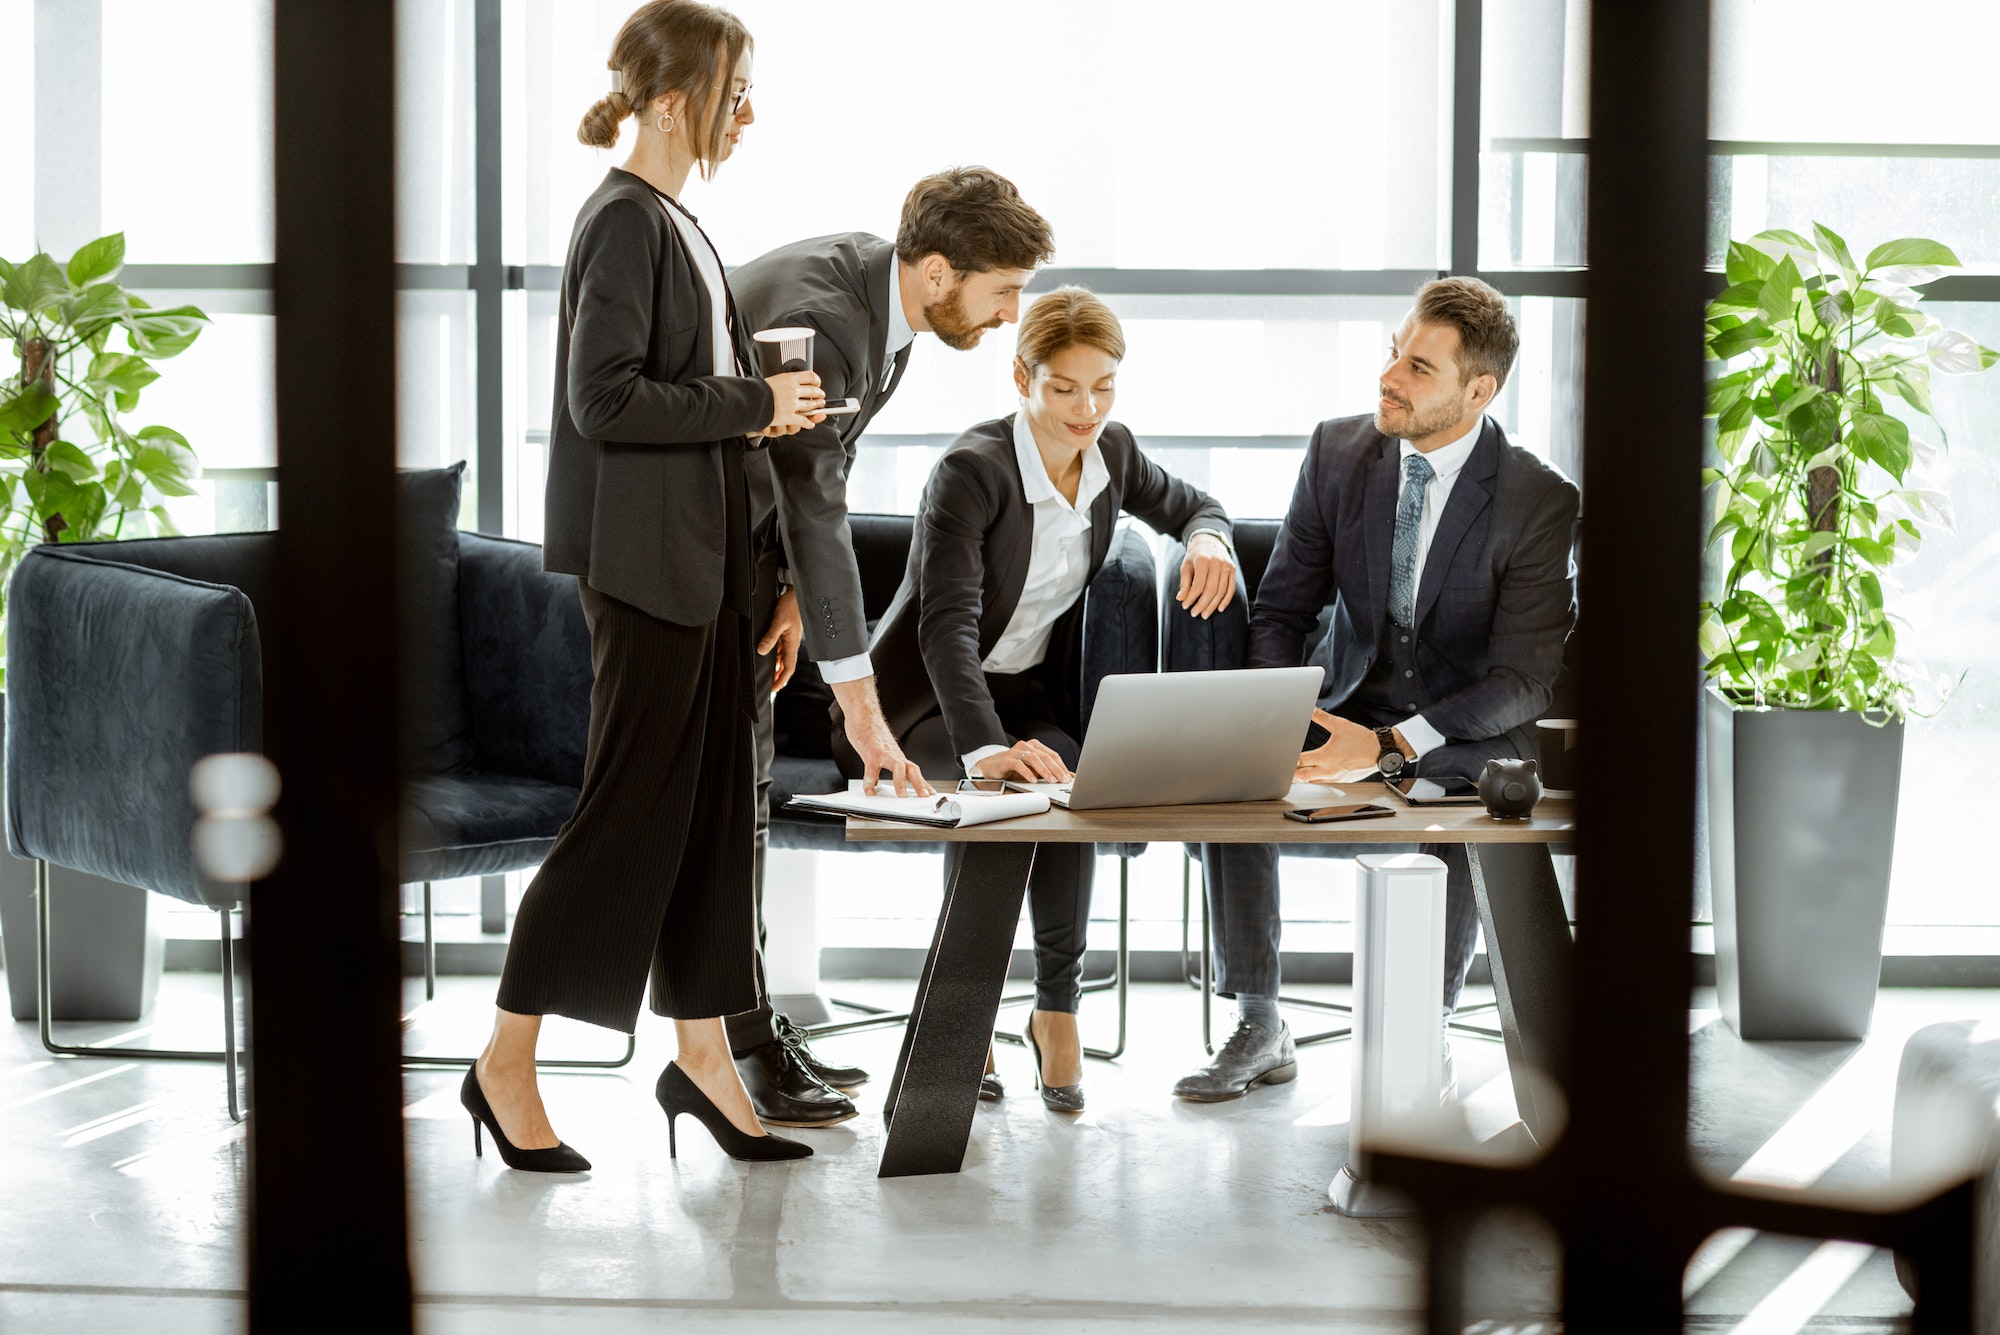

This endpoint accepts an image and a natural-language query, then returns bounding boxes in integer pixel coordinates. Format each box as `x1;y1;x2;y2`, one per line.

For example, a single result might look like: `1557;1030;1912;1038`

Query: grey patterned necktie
1388;452;1435;627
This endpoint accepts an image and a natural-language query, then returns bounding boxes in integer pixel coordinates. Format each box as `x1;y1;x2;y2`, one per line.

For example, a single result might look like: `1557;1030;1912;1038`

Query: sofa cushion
400;771;579;881
400;463;475;775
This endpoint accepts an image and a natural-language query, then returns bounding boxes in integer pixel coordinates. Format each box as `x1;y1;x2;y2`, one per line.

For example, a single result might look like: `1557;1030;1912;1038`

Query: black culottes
495;580;759;1032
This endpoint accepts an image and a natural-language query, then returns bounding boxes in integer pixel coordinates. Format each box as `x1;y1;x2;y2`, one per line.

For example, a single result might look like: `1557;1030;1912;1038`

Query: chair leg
36;859;229;1064
993;854;1129;1062
1181;850;1202;989
221;909;246;1123
1079;855;1129;1060
423;880;436;1002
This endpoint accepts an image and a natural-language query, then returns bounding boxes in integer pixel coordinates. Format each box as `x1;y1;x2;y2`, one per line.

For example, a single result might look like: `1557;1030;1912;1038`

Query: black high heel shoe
656;1063;813;1162
460;1067;591;1173
1023;1013;1085;1113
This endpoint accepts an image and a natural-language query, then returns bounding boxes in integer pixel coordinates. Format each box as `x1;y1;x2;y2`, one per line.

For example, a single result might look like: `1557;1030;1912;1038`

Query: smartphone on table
1284;802;1395;824
1385;774;1483;806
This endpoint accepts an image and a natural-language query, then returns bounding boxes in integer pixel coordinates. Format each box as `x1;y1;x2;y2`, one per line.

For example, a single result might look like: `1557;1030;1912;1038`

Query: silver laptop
1024;667;1321;810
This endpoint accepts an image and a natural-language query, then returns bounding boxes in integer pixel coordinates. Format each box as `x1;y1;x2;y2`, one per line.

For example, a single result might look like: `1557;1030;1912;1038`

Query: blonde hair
1015;286;1125;370
576;0;751;179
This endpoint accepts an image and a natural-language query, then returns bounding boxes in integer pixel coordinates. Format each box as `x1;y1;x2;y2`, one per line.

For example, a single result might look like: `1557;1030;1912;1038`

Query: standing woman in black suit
849;288;1239;1110
464;0;830;1169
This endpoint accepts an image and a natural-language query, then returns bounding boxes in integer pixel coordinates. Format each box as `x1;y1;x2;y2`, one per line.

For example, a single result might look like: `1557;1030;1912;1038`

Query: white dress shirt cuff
1396;714;1446;761
816;652;875;685
1186;526;1234;560
961;744;1009;775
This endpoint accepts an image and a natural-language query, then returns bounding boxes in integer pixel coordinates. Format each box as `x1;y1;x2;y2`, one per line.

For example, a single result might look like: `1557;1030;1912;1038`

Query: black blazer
732;232;912;661
1252;414;1579;748
542;168;776;626
867;415;1231;758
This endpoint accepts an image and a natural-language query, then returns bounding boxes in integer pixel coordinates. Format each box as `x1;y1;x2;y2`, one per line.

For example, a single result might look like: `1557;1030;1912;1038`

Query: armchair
3;467;631;1117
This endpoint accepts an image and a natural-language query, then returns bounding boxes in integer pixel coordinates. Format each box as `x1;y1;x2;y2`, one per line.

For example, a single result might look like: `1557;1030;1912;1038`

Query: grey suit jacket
541;169;775;625
731;232;912;662
867;415;1231;759
1251;414;1579;749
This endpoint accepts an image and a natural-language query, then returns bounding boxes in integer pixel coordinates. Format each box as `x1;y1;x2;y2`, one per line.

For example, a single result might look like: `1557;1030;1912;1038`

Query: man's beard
1375;391;1464;442
925;285;1003;351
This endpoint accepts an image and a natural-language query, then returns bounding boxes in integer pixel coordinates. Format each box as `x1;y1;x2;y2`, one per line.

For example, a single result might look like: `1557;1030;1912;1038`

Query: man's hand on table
1294;708;1411;784
831;677;933;797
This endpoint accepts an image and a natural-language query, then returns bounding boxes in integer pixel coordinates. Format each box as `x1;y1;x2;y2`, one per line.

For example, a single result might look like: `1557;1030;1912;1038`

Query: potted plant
1702;224;1994;1040
0;232;210;1021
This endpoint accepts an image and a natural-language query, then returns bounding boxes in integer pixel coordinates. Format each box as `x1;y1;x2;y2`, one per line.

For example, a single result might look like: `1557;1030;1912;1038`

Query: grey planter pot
0;697;165;1022
1705;688;1904;1040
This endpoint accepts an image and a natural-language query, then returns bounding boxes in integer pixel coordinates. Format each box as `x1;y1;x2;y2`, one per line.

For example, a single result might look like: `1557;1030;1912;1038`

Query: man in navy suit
1176;277;1580;1102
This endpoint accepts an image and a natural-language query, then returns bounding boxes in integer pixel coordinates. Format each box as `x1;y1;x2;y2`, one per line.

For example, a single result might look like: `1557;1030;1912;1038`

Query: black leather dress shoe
774;1014;869;1089
734;1039;857;1128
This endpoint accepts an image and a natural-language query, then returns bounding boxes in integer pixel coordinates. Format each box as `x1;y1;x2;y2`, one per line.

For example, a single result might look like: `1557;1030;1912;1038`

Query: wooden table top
843;781;1574;845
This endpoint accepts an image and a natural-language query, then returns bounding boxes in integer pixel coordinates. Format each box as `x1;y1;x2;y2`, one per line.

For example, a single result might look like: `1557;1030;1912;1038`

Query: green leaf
1864;238;1961;271
64;232;125;288
1706;369;1753;416
65;281;129;335
4;253;68;315
133;443;198;495
1790;394;1842;451
1710;317;1775;360
1757;254;1806;329
1889;369;1935;415
0;384;58;437
86;352;160;398
1708;281;1764;317
1874;300;1922;338
1813;222;1859;284
1849;412;1913;480
1926;329;1992;374
1726;241;1777;287
40;440;99;483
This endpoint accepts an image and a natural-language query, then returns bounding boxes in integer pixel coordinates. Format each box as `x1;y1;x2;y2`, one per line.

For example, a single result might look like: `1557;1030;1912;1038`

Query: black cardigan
865;415;1231;758
541;168;776;625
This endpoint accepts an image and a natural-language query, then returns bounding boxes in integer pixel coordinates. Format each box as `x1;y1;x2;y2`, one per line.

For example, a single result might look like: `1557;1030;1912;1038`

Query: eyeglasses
715;82;752;115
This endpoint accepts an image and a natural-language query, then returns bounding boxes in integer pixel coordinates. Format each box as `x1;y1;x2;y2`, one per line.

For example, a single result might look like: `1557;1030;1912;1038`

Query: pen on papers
931;794;951;811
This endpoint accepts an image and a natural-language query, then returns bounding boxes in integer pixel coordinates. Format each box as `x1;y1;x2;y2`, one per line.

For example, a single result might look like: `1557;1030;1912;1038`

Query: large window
8;0;1998;949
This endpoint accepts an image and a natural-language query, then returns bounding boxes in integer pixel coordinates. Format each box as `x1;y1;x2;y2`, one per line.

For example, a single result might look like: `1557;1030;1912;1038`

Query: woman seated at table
836;286;1237;1110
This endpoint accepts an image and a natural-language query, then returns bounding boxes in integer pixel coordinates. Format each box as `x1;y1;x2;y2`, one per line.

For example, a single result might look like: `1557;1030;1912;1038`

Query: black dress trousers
495;580;760;1032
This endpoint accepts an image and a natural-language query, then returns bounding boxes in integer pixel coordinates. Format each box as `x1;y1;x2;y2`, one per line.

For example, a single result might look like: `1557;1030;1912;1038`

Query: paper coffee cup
752;326;815;376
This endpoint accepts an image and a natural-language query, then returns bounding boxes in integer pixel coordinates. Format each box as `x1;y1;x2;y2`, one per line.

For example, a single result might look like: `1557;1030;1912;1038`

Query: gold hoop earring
656;111;676;134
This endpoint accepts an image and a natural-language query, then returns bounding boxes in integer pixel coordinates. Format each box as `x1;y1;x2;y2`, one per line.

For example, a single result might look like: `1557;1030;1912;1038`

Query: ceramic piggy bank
1478;758;1542;819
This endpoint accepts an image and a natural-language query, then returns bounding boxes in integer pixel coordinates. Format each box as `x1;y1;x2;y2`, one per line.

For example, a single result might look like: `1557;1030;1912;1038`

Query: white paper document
786;790;1051;828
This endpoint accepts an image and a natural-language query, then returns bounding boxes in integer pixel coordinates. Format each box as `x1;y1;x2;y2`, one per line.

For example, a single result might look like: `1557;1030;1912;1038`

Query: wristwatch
1373;726;1409;779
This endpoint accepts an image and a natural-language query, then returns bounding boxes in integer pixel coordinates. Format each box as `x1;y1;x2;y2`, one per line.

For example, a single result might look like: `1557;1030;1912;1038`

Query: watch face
1378;749;1406;777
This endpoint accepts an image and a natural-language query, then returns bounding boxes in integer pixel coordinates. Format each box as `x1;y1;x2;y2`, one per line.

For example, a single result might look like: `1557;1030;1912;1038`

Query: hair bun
577;93;626;149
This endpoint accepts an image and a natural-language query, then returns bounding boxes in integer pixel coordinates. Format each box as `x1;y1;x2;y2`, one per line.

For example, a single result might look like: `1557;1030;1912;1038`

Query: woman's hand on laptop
1294;709;1380;782
1175;533;1236;620
971;740;1072;784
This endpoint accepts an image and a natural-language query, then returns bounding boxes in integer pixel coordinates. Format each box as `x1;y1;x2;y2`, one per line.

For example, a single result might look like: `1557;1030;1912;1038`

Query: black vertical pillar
1567;1;1711;1327
255;1;412;1329
474;0;506;535
1448;0;1482;277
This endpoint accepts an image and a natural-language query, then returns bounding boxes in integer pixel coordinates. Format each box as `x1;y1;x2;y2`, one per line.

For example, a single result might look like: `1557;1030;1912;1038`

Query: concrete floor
0;970;1981;1333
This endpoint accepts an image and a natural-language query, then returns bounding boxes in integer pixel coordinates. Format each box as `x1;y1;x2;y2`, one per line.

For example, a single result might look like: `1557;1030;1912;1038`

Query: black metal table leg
879;841;1036;1178
1465;843;1573;1144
